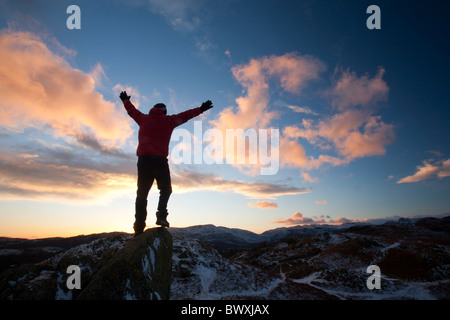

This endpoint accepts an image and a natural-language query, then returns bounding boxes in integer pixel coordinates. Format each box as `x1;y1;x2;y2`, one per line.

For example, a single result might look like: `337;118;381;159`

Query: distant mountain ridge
168;214;450;251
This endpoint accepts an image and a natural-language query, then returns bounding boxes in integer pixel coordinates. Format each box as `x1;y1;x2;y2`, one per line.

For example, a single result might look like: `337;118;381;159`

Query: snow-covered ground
2;216;449;300
170;218;450;300
171;235;282;299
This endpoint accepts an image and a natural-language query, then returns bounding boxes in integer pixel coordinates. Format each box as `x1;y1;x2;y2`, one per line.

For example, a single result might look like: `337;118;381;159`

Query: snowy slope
170;217;450;300
171;234;282;299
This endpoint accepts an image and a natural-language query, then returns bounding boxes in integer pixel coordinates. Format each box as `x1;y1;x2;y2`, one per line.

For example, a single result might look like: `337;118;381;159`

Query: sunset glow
1;0;449;238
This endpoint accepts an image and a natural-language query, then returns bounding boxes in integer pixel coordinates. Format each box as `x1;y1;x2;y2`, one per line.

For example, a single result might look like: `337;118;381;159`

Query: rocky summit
0;228;172;300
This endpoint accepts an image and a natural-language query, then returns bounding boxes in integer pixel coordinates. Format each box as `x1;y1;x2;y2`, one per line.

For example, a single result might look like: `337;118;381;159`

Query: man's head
153;103;167;115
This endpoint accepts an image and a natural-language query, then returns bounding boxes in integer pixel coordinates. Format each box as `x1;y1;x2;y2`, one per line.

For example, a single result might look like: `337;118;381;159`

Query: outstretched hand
120;91;131;102
200;100;213;113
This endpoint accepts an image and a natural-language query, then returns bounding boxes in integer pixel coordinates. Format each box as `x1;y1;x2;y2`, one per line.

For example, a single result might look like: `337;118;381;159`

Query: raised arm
170;100;214;127
120;91;144;125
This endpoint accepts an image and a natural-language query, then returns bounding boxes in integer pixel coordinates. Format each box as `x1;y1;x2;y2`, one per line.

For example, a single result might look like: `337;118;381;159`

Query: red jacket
123;99;202;157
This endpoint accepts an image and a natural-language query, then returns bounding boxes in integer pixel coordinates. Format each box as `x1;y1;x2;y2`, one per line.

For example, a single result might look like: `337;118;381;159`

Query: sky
0;0;449;238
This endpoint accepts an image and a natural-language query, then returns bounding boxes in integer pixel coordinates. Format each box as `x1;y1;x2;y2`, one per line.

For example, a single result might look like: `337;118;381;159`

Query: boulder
78;228;173;300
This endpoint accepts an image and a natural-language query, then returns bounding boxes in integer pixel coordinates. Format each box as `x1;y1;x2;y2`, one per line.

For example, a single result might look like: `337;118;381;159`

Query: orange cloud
0;29;137;202
211;53;324;173
280;68;394;169
301;109;395;160
301;172;319;183
274;212;360;226
213;53;324;132
260;53;326;93
0;29;132;147
171;169;311;199
397;158;450;183
0;151;135;202
328;67;389;110
273;212;325;225
248;200;278;209
209;54;394;175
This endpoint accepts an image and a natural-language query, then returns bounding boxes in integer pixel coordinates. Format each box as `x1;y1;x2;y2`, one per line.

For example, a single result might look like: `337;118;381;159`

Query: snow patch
124;279;137;300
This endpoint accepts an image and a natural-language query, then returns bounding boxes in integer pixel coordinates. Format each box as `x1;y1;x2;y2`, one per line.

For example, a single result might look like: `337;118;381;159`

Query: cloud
213;53;325;132
0;32;313;202
143;0;204;31
0;150;135;202
298;109;395;160
273;212;450;227
89;63;108;88
301;172;319;183
0;137;309;201
208;54;393;175
195;35;215;53
70;131;132;159
113;83;145;111
280;126;349;170
397;158;450;183
210;53;325;172
315;200;327;205
262;53;326;93
248;200;278;209
0;29;132;148
0;29;138;202
328;67;389;110
171;169;311;199
326;217;358;224
273;212;325;225
287;105;318;115
280;68;394;169
274;212;361;226
0;28;395;205
217;58;393;173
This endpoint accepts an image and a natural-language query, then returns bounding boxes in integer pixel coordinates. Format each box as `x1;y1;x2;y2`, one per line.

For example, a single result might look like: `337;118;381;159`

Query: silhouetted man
120;91;213;236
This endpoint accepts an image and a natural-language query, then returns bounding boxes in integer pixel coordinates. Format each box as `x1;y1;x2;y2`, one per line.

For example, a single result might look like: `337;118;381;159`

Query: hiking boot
156;217;170;228
156;210;170;228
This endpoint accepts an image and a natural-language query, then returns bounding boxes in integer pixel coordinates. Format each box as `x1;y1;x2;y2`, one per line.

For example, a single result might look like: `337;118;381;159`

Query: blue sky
0;0;449;238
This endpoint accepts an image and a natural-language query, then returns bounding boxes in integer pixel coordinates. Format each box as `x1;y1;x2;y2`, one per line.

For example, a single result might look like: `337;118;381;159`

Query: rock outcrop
1;228;173;300
78;228;172;300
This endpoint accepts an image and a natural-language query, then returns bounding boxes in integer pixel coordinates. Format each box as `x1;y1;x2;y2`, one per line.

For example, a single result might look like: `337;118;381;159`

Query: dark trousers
134;156;172;231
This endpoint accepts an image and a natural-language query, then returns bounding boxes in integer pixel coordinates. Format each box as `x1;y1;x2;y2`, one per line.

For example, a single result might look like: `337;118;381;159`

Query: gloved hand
200;100;213;113
120;91;131;102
